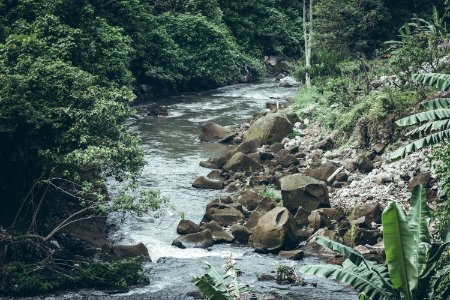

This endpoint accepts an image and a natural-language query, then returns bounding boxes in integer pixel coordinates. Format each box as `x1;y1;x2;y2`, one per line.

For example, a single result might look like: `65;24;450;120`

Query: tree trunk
303;0;312;88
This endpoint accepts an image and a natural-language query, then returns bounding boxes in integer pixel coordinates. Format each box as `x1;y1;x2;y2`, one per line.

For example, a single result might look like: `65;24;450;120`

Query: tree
302;0;313;87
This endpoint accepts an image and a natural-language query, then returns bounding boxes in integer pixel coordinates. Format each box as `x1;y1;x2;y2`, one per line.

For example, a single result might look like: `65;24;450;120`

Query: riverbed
18;80;357;300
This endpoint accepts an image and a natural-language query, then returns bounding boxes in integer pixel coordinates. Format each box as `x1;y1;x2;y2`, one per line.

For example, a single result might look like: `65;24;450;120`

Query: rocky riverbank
173;98;439;264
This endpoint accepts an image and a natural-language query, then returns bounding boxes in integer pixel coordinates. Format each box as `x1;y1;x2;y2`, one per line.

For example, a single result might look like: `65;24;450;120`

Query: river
19;80;357;300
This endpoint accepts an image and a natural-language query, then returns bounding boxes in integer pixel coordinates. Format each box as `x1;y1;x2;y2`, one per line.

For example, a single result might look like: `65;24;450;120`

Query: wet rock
250;207;294;253
172;229;215;249
275;73;285;81
230;224;252;243
305;163;338;182
203;205;245;226
111;243;151;260
280;174;330;212
147;105;168;117
279;76;300;87
278;250;304;260
247;198;274;229
349;203;382;228
206;169;222;180
199;122;234;143
177;220;200;235
235;138;262;154
201;221;234;243
258;274;277;281
223;152;262;173
192;176;224;189
244;110;299;144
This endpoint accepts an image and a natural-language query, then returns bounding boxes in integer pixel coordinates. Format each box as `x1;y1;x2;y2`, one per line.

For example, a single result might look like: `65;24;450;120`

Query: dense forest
0;0;449;298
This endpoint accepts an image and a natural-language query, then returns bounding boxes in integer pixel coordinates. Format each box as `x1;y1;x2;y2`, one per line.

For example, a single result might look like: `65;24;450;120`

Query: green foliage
260;185;281;206
391;73;450;159
192;257;250;300
386;6;450;75
293;49;345;82
430;142;450;237
314;0;392;56
6;258;149;296
300;185;449;300
218;0;303;58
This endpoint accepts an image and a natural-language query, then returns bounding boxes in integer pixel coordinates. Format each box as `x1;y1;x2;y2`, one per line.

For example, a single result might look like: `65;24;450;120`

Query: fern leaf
412;73;450;91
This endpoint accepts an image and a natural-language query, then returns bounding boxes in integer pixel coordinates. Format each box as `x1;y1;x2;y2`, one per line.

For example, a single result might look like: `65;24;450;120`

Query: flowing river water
19;80;357;300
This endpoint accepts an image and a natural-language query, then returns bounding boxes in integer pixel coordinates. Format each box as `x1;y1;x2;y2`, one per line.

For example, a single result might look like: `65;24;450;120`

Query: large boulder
250;207;294;253
231;224;252;243
246;198;274;229
172;229;214;249
349;203;382;228
203;205;245;227
238;189;263;211
308;208;345;229
223;152;262;173
305;163;338;182
201;221;234;243
199;122;234;143
177;220;200;235
278;250;304;260
111;243;151;260
243;110;299;144
280;174;330;212
192;176;224;189
279;76;300;87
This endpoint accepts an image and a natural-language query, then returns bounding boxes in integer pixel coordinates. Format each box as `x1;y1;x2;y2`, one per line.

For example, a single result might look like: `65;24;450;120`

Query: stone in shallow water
172;229;214;249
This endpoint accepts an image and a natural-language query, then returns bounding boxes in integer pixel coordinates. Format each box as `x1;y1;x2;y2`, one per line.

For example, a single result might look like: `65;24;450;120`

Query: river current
17;80;357;300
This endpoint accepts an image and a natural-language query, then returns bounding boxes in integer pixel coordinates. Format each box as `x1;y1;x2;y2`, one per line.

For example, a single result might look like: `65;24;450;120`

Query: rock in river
199;122;234;143
172;229;215;249
192;176;224;189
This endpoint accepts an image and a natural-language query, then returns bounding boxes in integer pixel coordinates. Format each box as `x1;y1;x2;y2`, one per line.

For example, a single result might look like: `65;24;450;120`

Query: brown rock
250;207;294;253
201;221;234;243
335;172;349;182
278;250;304;260
223;152;262;173
305;163;338;182
204;205;245;226
357;155;374;174
246;198;274;229
280;174;330;212
111;243;151;260
177;220;200;235
199;122;234;143
407;172;432;191
192;176;224;189
239;189;262;211
230;224;252;243
275;154;299;168
349;203;382;228
172;229;215;249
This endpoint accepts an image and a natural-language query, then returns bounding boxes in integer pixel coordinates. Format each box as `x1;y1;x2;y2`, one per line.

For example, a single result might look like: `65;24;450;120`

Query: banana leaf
382;202;418;299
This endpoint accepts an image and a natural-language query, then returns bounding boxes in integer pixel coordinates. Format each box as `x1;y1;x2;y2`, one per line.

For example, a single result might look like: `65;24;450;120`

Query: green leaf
300;263;397;300
315;237;365;266
192;263;230;300
395;109;450;127
413;73;450;91
422;98;450;110
390;129;450;160
382;202;418;299
407;185;431;276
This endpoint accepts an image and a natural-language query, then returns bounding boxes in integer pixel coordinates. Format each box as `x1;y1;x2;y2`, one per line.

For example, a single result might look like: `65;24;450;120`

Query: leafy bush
5;258;149;296
301;185;450;300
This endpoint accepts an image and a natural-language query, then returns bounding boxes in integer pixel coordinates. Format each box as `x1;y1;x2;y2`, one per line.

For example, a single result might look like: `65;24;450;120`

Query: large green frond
382;202;418;299
395;109;450;127
413;73;450;91
390;129;450;159
421;98;450;110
